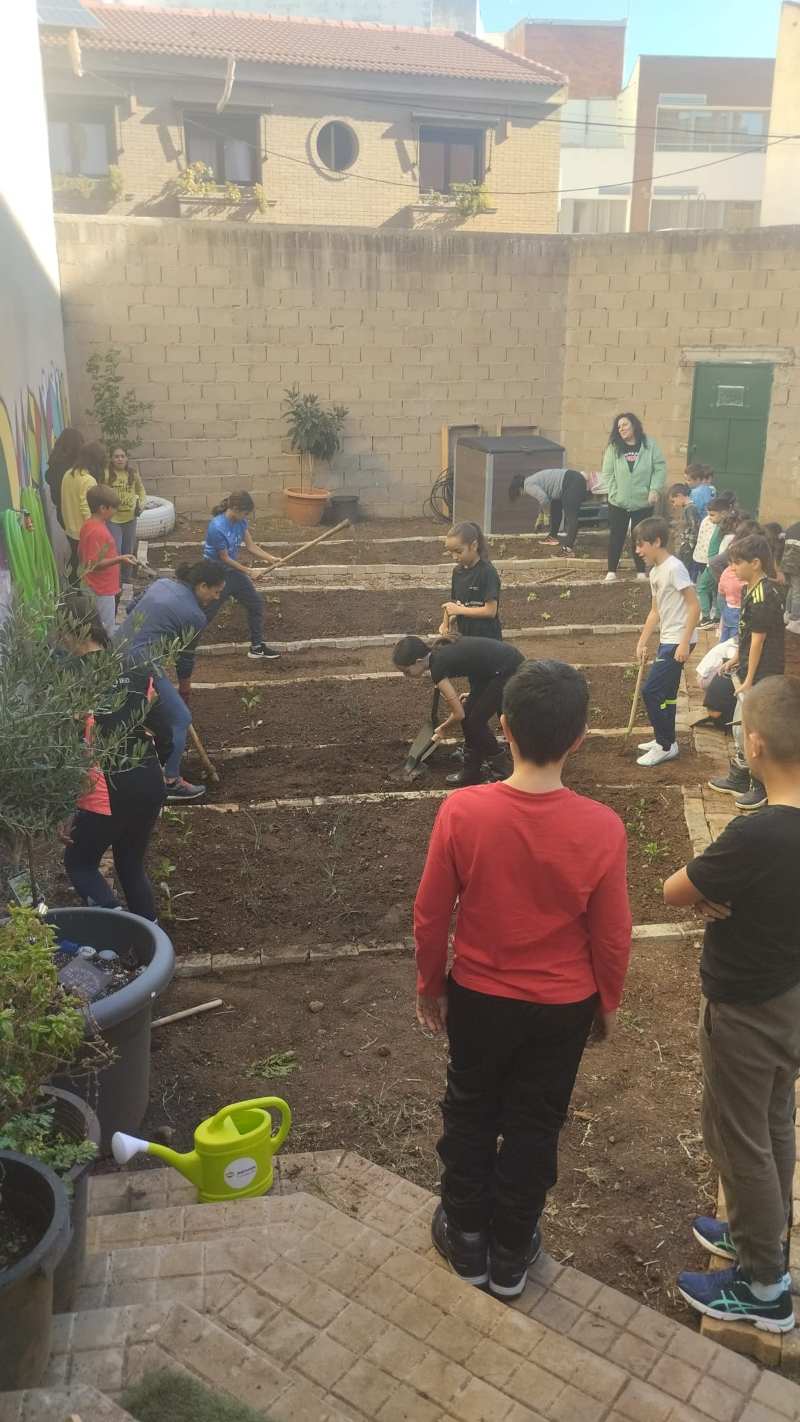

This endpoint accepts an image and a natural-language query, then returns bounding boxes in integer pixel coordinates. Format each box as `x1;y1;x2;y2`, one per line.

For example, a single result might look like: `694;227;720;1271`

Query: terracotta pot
284;488;330;527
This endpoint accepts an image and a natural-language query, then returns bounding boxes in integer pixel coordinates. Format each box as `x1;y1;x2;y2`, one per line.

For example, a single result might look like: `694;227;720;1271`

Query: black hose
423;468;453;524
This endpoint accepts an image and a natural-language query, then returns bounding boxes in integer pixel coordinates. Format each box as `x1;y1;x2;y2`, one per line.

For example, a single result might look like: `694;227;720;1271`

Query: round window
316;121;358;173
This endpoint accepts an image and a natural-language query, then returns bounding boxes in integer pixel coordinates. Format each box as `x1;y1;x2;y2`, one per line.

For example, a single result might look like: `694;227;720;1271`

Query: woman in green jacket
602;413;667;582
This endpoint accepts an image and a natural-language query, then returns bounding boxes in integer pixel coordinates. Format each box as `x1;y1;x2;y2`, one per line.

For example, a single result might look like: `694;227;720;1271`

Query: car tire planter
48;908;175;1150
136;495;176;539
0;1152;71;1391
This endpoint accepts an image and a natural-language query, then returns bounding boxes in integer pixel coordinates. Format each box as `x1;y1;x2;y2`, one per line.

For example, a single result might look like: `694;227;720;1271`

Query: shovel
403;688;441;780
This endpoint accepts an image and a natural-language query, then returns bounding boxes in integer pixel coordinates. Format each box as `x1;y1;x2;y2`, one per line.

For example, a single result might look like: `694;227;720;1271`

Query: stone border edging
196;622;641;656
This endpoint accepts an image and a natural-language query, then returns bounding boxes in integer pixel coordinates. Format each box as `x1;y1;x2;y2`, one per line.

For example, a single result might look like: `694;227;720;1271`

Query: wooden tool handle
624;658;648;737
188;723;220;783
260;519;351;572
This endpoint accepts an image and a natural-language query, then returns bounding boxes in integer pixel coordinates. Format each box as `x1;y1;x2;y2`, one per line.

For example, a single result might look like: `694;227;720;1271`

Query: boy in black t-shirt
664;676;800;1334
392;635;523;786
708;533;785;811
439;522;502;640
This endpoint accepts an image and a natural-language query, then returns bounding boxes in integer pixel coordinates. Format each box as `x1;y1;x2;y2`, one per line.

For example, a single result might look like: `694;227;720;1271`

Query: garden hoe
403;688;441;782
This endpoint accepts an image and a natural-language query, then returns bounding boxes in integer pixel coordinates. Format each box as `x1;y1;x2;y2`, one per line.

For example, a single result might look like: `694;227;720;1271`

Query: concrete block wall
561;227;800;524
55;216;800;522
56;216;569;517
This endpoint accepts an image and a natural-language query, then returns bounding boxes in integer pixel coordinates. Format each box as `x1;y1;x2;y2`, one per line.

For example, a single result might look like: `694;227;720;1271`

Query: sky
480;0;784;70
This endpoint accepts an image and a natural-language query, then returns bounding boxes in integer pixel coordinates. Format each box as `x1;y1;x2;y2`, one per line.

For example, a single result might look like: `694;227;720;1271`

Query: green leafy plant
240;691;262;713
53;168;125;206
451;181;492;219
247;1050;298;1080
282;387;348;492
0;1106;95;1180
107;163;124;202
86;347;153;452
174;162;243;205
252;183;269;214
0;908;86;1120
0;592;150;900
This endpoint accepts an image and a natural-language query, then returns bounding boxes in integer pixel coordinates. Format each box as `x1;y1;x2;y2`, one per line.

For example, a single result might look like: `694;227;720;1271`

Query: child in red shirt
78;485;137;637
415;659;631;1298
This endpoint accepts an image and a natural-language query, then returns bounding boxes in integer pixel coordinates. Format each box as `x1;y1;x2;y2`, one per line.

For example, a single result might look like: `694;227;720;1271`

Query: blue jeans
153;673;192;780
719;605;740;642
204;568;264;647
110;520;138;557
642;644;683;750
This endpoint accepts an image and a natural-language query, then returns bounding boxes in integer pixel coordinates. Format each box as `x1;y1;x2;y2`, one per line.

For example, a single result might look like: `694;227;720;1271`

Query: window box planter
176;194;276;218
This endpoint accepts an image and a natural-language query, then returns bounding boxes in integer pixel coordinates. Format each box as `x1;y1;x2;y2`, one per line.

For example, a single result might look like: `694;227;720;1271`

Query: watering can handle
209;1097;292;1152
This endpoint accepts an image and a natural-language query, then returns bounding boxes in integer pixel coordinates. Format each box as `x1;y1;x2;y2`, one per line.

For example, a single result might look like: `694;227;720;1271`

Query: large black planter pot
323;492;362;525
43;1086;101;1313
47;908;175;1151
0;1152;70;1390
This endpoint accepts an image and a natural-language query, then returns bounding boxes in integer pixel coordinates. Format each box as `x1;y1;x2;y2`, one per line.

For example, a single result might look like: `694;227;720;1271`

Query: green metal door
688;363;773;514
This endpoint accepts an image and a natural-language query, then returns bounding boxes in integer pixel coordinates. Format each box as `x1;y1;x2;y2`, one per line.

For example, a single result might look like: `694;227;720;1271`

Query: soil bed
147;534;607;570
191;666;659;749
195;632;644;681
151;786;692;958
195;582;648;645
140;941;709;1323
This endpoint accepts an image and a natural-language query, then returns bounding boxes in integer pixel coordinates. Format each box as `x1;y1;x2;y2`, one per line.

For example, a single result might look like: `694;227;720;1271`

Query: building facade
40;5;565;235
762;1;800;226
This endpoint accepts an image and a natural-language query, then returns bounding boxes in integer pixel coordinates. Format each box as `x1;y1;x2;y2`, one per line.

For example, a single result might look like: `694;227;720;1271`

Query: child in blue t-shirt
686;463;716;516
202;491;281;659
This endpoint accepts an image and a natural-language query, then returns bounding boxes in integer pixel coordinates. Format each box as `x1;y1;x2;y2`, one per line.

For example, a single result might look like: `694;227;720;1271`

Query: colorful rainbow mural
0;363;69;514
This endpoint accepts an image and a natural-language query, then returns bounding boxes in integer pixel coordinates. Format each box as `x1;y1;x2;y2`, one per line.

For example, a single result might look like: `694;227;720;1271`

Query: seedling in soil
540;612;552;621
559;589;572;600
240;691;262;713
162;808;193;844
527;591;538;602
623;666;637;682
247;1050;298;1080
154;855;176;881
158;876;198;923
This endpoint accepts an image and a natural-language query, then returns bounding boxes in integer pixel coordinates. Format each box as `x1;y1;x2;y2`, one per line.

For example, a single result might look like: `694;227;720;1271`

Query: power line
83;63;796;199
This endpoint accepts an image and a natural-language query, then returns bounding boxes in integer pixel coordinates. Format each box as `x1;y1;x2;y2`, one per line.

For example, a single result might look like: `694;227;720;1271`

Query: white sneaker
603;572;618;583
636;742;679;767
637;738;658;752
636;572;649;582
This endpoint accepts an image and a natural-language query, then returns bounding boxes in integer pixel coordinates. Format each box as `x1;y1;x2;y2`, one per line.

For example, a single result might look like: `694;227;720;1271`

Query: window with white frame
654;107;768;152
649;197;761;230
558;198;629;234
184;111;260;184
47;103;114;177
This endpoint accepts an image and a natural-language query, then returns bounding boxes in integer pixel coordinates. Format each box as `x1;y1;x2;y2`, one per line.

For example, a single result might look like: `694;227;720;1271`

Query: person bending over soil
393;634;523;786
509;468;588;558
60;593;172;921
414;658;631;1298
439;522;502;640
114;559;226;801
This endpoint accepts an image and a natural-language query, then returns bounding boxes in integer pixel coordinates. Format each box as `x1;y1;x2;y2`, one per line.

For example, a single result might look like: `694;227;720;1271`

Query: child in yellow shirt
60;442;106;577
108;446;146;558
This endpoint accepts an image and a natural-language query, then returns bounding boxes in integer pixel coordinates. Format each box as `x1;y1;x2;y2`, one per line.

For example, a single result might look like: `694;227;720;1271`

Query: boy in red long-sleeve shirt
415;658;632;1299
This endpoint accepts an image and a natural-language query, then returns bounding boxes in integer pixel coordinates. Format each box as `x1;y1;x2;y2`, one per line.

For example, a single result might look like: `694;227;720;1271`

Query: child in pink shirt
718;562;745;643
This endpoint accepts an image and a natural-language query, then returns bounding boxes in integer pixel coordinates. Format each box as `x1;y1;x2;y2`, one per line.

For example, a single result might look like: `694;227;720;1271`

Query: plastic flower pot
325;493;362;525
47;908;175;1151
0;1151;71;1390
42;1086;101;1313
284;488;330;527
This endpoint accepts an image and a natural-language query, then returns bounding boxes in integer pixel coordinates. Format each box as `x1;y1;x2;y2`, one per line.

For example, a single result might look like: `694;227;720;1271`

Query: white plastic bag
695;638;737;690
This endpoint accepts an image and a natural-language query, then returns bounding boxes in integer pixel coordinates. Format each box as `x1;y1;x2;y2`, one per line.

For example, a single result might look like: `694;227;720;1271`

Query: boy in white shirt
634;518;701;766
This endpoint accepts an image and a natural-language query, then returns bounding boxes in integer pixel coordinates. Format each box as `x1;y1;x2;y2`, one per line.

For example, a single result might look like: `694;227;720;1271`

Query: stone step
0;1384;134;1420
70;1179;800;1422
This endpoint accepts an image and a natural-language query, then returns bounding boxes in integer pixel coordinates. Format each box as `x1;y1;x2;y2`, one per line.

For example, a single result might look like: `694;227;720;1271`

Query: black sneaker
697;618;718;631
488;1227;542;1299
248;643;280;660
677;1264;794;1333
431;1204;489;1287
735;783;768;811
445;770;483;787
708;765;750;796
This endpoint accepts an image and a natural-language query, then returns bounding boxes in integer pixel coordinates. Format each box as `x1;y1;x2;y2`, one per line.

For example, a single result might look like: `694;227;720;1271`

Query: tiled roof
505;20;625;99
41;3;566;87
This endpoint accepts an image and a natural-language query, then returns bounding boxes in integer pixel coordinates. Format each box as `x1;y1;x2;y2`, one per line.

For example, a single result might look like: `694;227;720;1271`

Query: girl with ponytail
202;491;281;660
439;521;502;640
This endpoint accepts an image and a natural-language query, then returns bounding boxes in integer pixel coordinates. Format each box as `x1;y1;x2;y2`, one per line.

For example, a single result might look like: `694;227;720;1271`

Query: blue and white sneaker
677;1264;795;1333
692;1216;736;1261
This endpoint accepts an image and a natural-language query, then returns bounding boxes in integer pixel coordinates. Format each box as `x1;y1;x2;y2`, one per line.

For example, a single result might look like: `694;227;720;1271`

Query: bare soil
193;632;644;682
196;583;648;645
164;515;452;543
189;666;667;750
150;786;693;959
141;940;710;1324
147;534;607;571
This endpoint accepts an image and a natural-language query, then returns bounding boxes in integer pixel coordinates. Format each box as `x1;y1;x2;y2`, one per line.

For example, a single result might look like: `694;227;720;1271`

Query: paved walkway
4;1151;800;1422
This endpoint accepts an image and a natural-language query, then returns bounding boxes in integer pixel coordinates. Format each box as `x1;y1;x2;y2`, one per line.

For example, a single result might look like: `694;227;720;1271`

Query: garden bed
141;935;709;1323
193;582;649;645
146;534;607;570
150;785;694;959
190;665;665;749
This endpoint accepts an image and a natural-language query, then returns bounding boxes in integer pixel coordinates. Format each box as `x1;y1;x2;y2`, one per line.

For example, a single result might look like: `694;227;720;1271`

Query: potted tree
0;592;175;1150
0;907;100;1348
282;386;348;527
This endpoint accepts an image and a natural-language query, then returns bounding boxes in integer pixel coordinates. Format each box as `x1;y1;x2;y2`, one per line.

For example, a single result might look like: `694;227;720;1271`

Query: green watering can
111;1097;292;1203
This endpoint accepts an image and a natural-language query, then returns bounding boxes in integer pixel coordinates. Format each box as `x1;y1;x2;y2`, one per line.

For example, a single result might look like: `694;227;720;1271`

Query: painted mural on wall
0;363;69;513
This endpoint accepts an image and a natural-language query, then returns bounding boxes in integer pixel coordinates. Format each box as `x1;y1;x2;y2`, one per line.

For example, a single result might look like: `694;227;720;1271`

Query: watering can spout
111;1131;203;1188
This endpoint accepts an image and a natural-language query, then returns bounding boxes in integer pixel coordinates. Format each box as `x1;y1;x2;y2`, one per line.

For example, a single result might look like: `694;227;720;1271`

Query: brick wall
55;216;800;521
